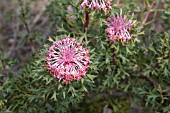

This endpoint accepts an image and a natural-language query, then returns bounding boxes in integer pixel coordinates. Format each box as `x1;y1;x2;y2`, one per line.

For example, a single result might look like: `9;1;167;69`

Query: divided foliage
1;0;170;113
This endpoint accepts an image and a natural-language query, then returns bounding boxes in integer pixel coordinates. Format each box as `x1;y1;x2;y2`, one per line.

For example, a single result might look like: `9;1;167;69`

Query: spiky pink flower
46;37;90;83
106;13;136;43
80;0;112;12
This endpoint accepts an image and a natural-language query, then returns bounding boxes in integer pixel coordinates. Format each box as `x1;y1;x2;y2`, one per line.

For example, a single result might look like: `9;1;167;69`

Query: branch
112;48;118;69
139;72;170;97
139;72;158;87
18;0;36;51
138;54;170;87
87;90;128;101
83;10;90;33
139;0;155;32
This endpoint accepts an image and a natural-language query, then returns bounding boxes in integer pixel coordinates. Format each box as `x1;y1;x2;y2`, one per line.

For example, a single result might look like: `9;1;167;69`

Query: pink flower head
46;37;90;83
80;0;112;12
106;13;136;43
67;6;74;13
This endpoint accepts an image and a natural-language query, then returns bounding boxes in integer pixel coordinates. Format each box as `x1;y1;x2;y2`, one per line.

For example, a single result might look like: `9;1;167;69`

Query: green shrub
1;0;170;112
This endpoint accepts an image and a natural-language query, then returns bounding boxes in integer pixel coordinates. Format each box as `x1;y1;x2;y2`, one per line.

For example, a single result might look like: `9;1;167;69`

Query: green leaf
51;91;57;101
79;33;87;44
63;92;66;99
163;67;169;76
126;47;132;55
86;74;96;81
48;36;55;43
58;84;62;90
82;86;88;92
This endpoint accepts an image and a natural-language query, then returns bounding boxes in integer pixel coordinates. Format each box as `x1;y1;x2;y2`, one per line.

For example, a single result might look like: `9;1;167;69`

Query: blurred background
0;0;53;75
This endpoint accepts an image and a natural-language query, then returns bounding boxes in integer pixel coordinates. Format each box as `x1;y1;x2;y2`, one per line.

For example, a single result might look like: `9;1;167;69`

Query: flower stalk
84;10;90;32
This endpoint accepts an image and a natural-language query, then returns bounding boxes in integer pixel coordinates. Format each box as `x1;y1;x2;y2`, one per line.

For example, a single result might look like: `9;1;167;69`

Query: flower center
115;25;123;31
62;49;74;63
